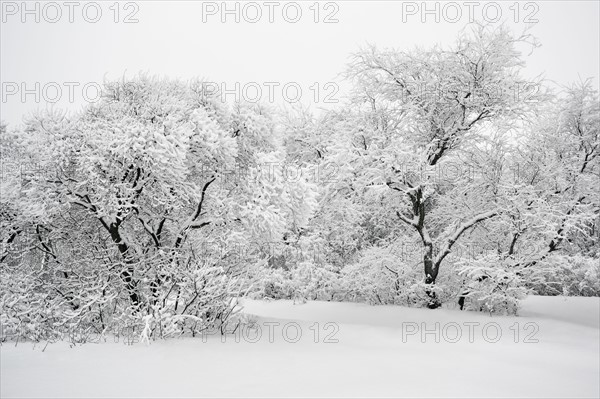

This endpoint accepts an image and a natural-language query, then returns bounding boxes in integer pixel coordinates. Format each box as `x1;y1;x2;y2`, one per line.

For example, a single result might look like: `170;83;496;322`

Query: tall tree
342;25;540;307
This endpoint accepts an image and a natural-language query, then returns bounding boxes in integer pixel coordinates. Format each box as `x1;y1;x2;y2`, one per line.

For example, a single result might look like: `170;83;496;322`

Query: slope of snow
1;296;599;398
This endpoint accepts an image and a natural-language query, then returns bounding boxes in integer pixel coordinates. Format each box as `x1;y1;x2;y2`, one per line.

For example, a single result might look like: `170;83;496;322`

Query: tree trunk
423;244;441;309
120;263;140;307
106;222;140;307
458;294;466;310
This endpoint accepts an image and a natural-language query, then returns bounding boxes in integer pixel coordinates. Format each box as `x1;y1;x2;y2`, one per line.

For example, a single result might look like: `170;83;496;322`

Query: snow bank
1;295;598;398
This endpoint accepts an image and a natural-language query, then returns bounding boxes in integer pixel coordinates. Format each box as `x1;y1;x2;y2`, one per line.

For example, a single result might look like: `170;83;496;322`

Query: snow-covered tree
335;25;541;308
1;76;318;341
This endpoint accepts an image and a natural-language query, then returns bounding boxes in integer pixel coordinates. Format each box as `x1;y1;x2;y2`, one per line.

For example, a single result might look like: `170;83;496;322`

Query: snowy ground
1;296;598;398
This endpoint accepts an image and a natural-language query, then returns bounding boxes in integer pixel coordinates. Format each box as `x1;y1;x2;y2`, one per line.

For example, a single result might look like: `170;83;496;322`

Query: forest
1;24;598;343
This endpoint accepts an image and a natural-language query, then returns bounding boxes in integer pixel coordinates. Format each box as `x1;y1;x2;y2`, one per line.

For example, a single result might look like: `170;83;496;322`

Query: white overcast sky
1;1;599;126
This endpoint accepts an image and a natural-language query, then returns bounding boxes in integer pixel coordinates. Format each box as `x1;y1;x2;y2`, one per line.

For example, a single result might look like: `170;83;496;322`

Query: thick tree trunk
106;222;140;307
423;246;441;309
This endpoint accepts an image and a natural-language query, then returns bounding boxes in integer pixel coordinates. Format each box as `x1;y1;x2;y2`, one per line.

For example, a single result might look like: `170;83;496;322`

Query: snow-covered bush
338;243;458;307
530;254;600;297
0;244;243;343
252;258;340;303
456;257;529;315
